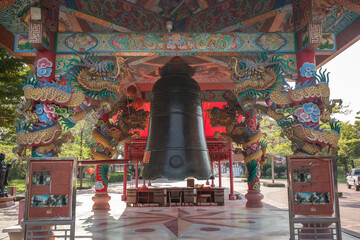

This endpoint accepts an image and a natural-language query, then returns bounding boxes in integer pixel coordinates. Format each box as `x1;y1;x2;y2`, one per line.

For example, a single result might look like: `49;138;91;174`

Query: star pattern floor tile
84;206;290;240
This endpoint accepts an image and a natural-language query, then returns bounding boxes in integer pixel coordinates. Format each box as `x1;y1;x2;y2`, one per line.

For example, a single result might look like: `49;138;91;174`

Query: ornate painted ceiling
1;0;359;34
0;0;360;88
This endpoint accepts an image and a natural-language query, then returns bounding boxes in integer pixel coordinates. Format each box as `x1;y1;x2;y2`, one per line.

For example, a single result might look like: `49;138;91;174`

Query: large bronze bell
141;57;212;180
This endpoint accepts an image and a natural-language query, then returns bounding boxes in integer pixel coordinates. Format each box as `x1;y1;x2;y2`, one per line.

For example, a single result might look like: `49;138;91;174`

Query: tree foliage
336;110;360;173
0;47;30;142
58;115;97;160
0;142;26;181
259;116;292;157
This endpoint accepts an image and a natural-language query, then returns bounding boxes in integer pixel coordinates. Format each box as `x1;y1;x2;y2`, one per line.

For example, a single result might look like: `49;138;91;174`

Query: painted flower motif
44;103;58;122
37;57;53;69
95;181;104;190
35;103;58;124
300;62;316;78
294;103;320;123
35;103;49;124
37;67;52;77
295;108;310;122
35;103;44;114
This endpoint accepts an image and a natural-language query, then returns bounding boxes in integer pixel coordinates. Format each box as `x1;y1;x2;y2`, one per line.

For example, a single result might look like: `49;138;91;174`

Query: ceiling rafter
59;0;166;32
136;0;155;10
64;13;83;32
0;24;34;66
60;7;132;32
184;0;290;32
197;0;217;9
260;12;286;32
195;56;228;67
76;17;93;32
316;17;360;67
338;0;360;15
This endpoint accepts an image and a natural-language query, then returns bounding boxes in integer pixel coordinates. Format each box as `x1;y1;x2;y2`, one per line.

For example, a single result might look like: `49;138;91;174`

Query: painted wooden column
92;165;111;211
228;141;235;200
34;49;56;84
293;2;332;237
29;2;59;84
28;4;61;158
30;34;58;158
244;112;263;208
122;164;128;201
296;50;316;84
93;115;112;210
135;162;139;188
211;161;215;188
293;0;322;85
122;143;129;201
218;161;222;187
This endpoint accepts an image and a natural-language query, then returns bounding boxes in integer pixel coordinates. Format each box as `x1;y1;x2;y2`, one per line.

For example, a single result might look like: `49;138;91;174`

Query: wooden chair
152;189;166;207
183;188;195;206
213;188;224;206
168;189;182;207
198;187;212;206
127;189;137;207
137;187;150;207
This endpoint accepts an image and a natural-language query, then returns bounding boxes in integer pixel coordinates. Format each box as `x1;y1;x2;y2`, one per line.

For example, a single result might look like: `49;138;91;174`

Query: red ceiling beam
0;24;15;52
78;159;133;165
0;0;16;11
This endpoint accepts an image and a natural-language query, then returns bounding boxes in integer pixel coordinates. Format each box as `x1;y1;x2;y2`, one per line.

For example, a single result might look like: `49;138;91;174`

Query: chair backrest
170;189;181;198
138;186;149;191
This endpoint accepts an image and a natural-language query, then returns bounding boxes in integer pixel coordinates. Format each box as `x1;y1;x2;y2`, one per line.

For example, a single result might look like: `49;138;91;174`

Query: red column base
228;193;236;200
0;197;15;208
206;180;210;185
121;194;127;201
92;210;112;240
245;189;264;208
299;223;332;239
148;181;151;186
92;191;111;211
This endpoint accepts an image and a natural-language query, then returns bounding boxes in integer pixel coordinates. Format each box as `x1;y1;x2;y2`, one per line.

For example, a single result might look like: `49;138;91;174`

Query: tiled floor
77;202;290;240
2;179;359;239
73;180;357;240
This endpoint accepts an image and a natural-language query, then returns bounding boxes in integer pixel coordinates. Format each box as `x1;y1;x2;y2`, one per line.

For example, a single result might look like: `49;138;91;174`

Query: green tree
58;115;97;159
274;165;286;177
261;161;271;176
336;111;360;173
0;47;30;142
259;116;292;157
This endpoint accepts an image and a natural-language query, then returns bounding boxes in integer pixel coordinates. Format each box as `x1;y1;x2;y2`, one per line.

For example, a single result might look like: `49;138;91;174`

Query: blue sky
324;40;360;123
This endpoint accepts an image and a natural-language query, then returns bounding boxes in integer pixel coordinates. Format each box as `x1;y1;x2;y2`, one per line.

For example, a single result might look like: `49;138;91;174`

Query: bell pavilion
1;0;360;239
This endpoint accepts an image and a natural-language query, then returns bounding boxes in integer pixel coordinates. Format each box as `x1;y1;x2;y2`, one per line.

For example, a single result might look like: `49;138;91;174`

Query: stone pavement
336;182;360;237
1;177;359;239
0;202;19;240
